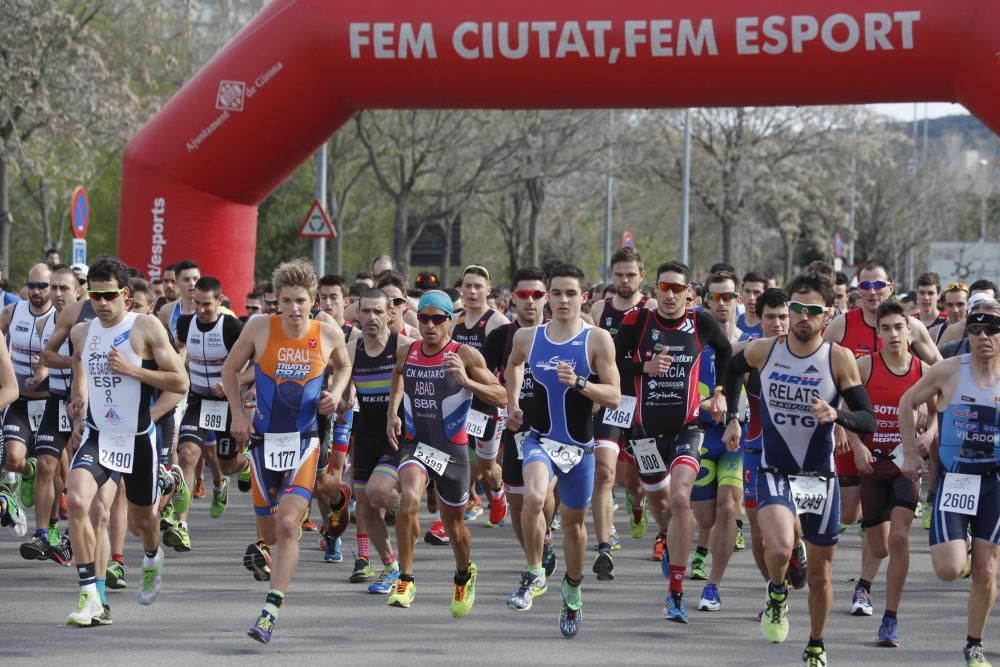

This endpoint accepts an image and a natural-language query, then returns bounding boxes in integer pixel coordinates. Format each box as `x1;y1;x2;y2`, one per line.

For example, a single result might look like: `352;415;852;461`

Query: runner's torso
401;339;472;447
528;323;595;447
937;354;1000;474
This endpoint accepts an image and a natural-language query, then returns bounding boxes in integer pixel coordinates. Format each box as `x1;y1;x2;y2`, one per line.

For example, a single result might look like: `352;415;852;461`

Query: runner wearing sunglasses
0;263;54;529
823;261;941;619
385;290;506;617
505;262;621;638
613;261;730;624
64;256;189;625
898;300;1000;667
723;271;876;667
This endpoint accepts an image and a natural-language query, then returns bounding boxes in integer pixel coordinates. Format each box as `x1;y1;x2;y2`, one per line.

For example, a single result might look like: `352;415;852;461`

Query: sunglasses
858;280;891;291
416;313;450;325
246;305;262;312
946;283;968;292
707;291;739;303
388;296;408;306
788;301;827;316
968;324;1000;337
512;289;547;300
26;281;49;290
656;282;688;294
88;288;126;302
264;299;278;306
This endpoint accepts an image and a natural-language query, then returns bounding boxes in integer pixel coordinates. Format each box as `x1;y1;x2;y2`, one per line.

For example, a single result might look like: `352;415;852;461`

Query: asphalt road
0;489;989;666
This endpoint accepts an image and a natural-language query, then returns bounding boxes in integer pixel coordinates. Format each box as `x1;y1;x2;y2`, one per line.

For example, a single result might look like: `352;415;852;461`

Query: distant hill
888;114;999;147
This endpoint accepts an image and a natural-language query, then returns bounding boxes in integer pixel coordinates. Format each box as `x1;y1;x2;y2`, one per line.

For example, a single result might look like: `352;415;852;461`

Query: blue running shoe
661;543;670;579
324;536;343;563
698;583;721;611
368;566;400;594
877;615;900;647
664;593;689;623
248;610;276;644
560;601;582;638
543;541;558;578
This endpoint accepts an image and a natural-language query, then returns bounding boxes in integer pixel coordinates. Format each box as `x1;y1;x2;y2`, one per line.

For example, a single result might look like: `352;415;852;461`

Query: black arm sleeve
175;313;192;345
482;326;506;373
835;384;877;434
695;310;732;389
614;311;645;377
723;350;751;409
222;315;243;350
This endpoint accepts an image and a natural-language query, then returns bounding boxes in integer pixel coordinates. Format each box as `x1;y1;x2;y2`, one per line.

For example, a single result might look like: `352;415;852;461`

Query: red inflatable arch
119;0;1000;308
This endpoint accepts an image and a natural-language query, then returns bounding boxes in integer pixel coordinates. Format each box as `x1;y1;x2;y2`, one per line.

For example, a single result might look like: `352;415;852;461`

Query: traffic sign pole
313;145;327;276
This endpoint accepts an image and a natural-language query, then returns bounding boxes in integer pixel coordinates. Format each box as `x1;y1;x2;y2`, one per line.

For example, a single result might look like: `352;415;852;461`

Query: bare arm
0;341;19;412
907;316;943;364
504;328;531;430
822;313;846;344
385;342;410;448
40;302;82;370
222;318;262;441
113;316;188;394
900;358;957;480
449;345;506;407
578;328;621;410
318;323;351;415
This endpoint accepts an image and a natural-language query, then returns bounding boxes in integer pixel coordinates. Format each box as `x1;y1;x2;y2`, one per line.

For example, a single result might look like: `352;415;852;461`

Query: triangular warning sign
298;199;336;239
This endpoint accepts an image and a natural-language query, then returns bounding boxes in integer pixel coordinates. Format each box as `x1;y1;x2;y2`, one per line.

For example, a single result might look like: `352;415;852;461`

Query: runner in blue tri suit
899;303;1000;667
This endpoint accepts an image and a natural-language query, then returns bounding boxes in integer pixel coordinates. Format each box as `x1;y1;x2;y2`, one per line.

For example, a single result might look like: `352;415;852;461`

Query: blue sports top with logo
759;337;841;473
527;323;595;447
937;354;1000;475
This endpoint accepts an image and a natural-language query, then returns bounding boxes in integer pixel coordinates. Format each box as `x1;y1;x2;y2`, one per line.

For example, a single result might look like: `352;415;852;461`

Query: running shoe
47;523;60;547
922;505;933;530
961;551;973;579
58;493;68;521
424;520;449;545
690;555;709;581
661;542;671;579
593;550;614;581
159;505;177;532
93;604;112;626
488;489;508;526
137;547;163;605
609;525;621;550
368;566;400;594
628;493;649;539
450;563;477;618
851;585;873;616
19;534;48;561
209;478;229;518
735;525;746;551
237;464;251;493
163;524;191;552
323;536;343;563
964;644;992;667
914;499;924;519
507;571;545;611
66;588;103;626
247;610;276;644
788;540;808;590
559;583;583;638
19;457;36;508
193;478;206;499
244;541;271;581
543;540;558;578
761;588;789;643
550;512;561;532
698;583;721;612
349;555;373;582
171;469;191;515
464;498;483;521
325;484;352;538
0;485;27;537
387;579;416;608
106;560;128;589
664;593;689;623
652;530;667;562
802;645;828;666
47;535;72;566
157;464;175;499
877;615;900;647
301;515;318;532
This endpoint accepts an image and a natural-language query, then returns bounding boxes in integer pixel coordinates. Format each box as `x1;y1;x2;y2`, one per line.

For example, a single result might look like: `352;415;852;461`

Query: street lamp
979;158;990;242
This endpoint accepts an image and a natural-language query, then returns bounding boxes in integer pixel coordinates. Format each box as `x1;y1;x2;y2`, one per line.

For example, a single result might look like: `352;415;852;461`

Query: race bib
414;442;449;476
603;395;637;428
538;437;584;474
513;432;526;460
27;400;45;432
788;475;829;515
465;410;490;439
57;401;71;433
264;432;301;471
98;431;135;473
940;472;981;516
888;445;905;468
631;438;667;475
199;400;229;431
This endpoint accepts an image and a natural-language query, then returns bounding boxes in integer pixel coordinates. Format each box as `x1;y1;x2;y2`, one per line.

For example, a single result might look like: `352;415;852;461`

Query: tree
0;0;140;274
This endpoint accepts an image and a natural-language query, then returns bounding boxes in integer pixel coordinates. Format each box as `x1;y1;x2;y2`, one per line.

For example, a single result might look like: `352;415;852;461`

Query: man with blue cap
385;290;507;618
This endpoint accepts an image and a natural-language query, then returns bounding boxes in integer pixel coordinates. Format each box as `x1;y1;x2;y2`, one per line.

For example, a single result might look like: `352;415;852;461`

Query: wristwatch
574;376;588;392
725;411;740;423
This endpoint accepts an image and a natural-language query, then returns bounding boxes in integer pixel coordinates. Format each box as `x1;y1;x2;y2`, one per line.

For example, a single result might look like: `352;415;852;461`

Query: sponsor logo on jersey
308;338;318;349
535;356;576;372
104;407;122;424
767;372;823;387
113;331;130;347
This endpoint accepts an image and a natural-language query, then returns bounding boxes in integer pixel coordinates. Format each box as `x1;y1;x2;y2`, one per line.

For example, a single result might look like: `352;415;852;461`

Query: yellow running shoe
450;562;478;618
387;579;416;608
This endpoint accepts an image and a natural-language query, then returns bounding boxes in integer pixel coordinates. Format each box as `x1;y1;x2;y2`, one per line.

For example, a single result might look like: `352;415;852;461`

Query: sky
868;102;970;122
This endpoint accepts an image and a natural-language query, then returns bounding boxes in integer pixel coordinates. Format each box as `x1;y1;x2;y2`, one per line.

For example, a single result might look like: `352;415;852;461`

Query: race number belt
199;400;229;431
788;475;830;515
603;395;637;428
940;472;981;516
414;442;450;476
631;437;667;475
264;432;301;471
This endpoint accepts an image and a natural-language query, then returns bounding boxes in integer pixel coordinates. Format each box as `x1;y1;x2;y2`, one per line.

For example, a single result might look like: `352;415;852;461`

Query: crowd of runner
0;249;998;666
